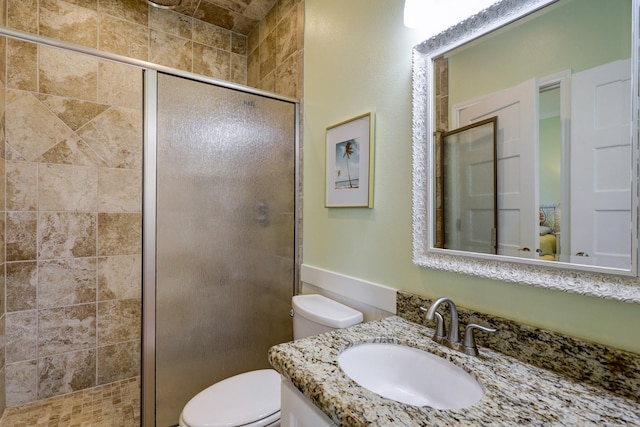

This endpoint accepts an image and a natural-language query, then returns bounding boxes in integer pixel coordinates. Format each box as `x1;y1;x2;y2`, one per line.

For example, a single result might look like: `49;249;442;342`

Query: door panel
570;59;631;269
453;79;538;257
154;73;296;426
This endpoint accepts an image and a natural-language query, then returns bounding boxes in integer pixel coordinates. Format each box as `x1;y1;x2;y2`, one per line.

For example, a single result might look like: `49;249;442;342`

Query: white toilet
178;294;364;427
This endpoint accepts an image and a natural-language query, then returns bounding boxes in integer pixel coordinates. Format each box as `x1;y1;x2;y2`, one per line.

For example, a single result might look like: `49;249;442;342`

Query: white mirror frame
411;0;640;304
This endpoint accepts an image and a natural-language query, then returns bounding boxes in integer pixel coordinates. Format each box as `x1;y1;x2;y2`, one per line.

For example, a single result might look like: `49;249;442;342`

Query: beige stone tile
38;212;97;259
77;106;143;170
258;5;276;42
60;0;98;10
0;377;141;426
98;60;143;110
276;6;296;65
38;163;98;212
6;143;27;162
296;0;304;52
98;168;142;213
97;213;141;256
35;93;110;131
6;310;38;363
38;349;96;400
0;315;5;371
98;255;142;301
6;160;37;211
5;90;73;161
99;0;147;25
38;258;97;309
248;25;260;55
98;14;148;61
38;134;108;167
7;0;38;33
97;299;141;345
0;0;5;26
247;47;260;86
275;51;298;98
231;32;247;55
150;6;192;39
97;340;140;385
259;31;276;80
257;69;275;92
40;0;99;49
231;53;247;85
38;304;96;356
295;49;303;99
6;261;37;312
5;360;38;407
150;30;193;72
244;0;275;20
193;19;231;50
0;218;4;272
193;43;231;80
6;212;37;262
277;0;297;19
6;39;37;92
0;39;6;89
39;46;98;102
194;1;235;31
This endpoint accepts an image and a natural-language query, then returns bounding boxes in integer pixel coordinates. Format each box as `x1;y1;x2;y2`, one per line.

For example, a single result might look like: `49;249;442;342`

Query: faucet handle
463;324;497;356
420;306;446;338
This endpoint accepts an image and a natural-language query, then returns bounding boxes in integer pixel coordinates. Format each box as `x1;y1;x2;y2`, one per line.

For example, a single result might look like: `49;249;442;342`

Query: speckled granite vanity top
269;316;640;426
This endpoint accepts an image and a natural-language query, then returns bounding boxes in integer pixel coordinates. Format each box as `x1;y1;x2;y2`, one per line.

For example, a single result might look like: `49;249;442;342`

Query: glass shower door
151;72;296;426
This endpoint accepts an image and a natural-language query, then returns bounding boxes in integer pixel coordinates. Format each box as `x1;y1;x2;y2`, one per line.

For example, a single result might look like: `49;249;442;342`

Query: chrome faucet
420;297;496;356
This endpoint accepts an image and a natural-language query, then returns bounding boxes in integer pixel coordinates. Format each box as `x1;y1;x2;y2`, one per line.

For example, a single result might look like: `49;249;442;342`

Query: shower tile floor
0;377;140;427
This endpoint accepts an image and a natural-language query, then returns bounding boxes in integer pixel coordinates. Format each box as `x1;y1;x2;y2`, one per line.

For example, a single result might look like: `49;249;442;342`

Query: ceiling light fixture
404;0;497;35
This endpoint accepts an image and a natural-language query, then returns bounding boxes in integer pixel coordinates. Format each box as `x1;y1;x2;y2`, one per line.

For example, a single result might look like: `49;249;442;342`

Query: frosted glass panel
155;73;296;426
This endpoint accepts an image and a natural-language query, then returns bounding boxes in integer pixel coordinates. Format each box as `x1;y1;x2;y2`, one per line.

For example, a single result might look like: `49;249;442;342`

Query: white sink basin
338;342;484;409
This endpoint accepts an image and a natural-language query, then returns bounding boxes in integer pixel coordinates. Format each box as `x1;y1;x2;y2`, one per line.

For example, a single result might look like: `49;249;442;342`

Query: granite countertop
268;316;640;426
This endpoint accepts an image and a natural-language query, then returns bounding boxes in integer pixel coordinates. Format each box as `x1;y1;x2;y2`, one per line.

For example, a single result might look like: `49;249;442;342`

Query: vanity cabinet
281;378;336;427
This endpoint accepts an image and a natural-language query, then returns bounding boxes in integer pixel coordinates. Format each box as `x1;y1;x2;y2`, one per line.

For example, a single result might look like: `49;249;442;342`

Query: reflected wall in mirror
412;0;640;303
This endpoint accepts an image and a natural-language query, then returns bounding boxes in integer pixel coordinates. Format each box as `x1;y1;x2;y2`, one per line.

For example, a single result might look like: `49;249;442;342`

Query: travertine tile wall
3;40;143;406
248;0;304;99
6;0;248;85
1;0;304;410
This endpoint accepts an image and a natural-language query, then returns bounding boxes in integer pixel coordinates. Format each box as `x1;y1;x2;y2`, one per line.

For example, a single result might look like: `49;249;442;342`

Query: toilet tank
292;294;363;340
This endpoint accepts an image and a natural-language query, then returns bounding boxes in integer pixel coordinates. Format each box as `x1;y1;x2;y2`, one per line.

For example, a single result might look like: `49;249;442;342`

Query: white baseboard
300;264;397;314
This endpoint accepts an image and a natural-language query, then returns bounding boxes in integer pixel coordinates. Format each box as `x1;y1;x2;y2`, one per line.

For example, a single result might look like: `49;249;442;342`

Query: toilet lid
181;369;281;427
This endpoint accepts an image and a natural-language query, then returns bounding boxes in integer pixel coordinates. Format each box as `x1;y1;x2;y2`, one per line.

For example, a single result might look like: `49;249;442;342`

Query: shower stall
144;71;298;426
1;28;298;427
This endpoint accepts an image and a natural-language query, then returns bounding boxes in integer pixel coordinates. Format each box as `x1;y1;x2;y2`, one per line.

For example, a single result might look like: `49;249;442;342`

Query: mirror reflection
439;118;497;254
434;0;633;270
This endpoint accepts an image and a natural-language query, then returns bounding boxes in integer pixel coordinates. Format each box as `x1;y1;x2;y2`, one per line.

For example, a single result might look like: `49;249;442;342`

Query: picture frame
325;112;375;208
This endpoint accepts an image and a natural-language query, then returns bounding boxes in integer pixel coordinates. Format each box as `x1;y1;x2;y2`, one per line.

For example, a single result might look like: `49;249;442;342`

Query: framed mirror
411;0;640;303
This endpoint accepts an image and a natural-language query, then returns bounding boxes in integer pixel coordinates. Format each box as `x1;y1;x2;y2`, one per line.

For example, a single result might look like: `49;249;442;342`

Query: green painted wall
303;0;640;354
448;0;632;107
539;115;561;204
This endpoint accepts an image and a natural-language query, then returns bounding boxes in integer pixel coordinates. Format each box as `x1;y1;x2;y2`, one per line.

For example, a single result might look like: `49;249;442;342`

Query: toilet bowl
178;294;363;427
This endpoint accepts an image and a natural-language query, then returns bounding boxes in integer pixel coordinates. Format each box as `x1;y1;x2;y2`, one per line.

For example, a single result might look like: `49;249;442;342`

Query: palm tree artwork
335;138;360;189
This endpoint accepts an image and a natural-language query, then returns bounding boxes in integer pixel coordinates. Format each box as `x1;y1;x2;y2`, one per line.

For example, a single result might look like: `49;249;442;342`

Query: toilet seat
179;369;281;427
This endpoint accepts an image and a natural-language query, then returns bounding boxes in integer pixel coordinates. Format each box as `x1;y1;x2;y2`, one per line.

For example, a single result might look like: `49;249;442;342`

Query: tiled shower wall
4;40;143;406
247;0;304;99
1;0;304;411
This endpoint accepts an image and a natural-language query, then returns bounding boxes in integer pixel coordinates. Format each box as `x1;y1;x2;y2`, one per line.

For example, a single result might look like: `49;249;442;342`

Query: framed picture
325;112;375;208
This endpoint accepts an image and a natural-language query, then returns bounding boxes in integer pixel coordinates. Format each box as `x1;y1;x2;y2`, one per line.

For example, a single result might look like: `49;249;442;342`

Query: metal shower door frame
142;69;300;427
0;26;300;427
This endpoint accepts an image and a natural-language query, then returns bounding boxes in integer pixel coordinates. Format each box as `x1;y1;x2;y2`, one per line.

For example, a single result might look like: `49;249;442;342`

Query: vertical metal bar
142;69;159;427
294;103;301;296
